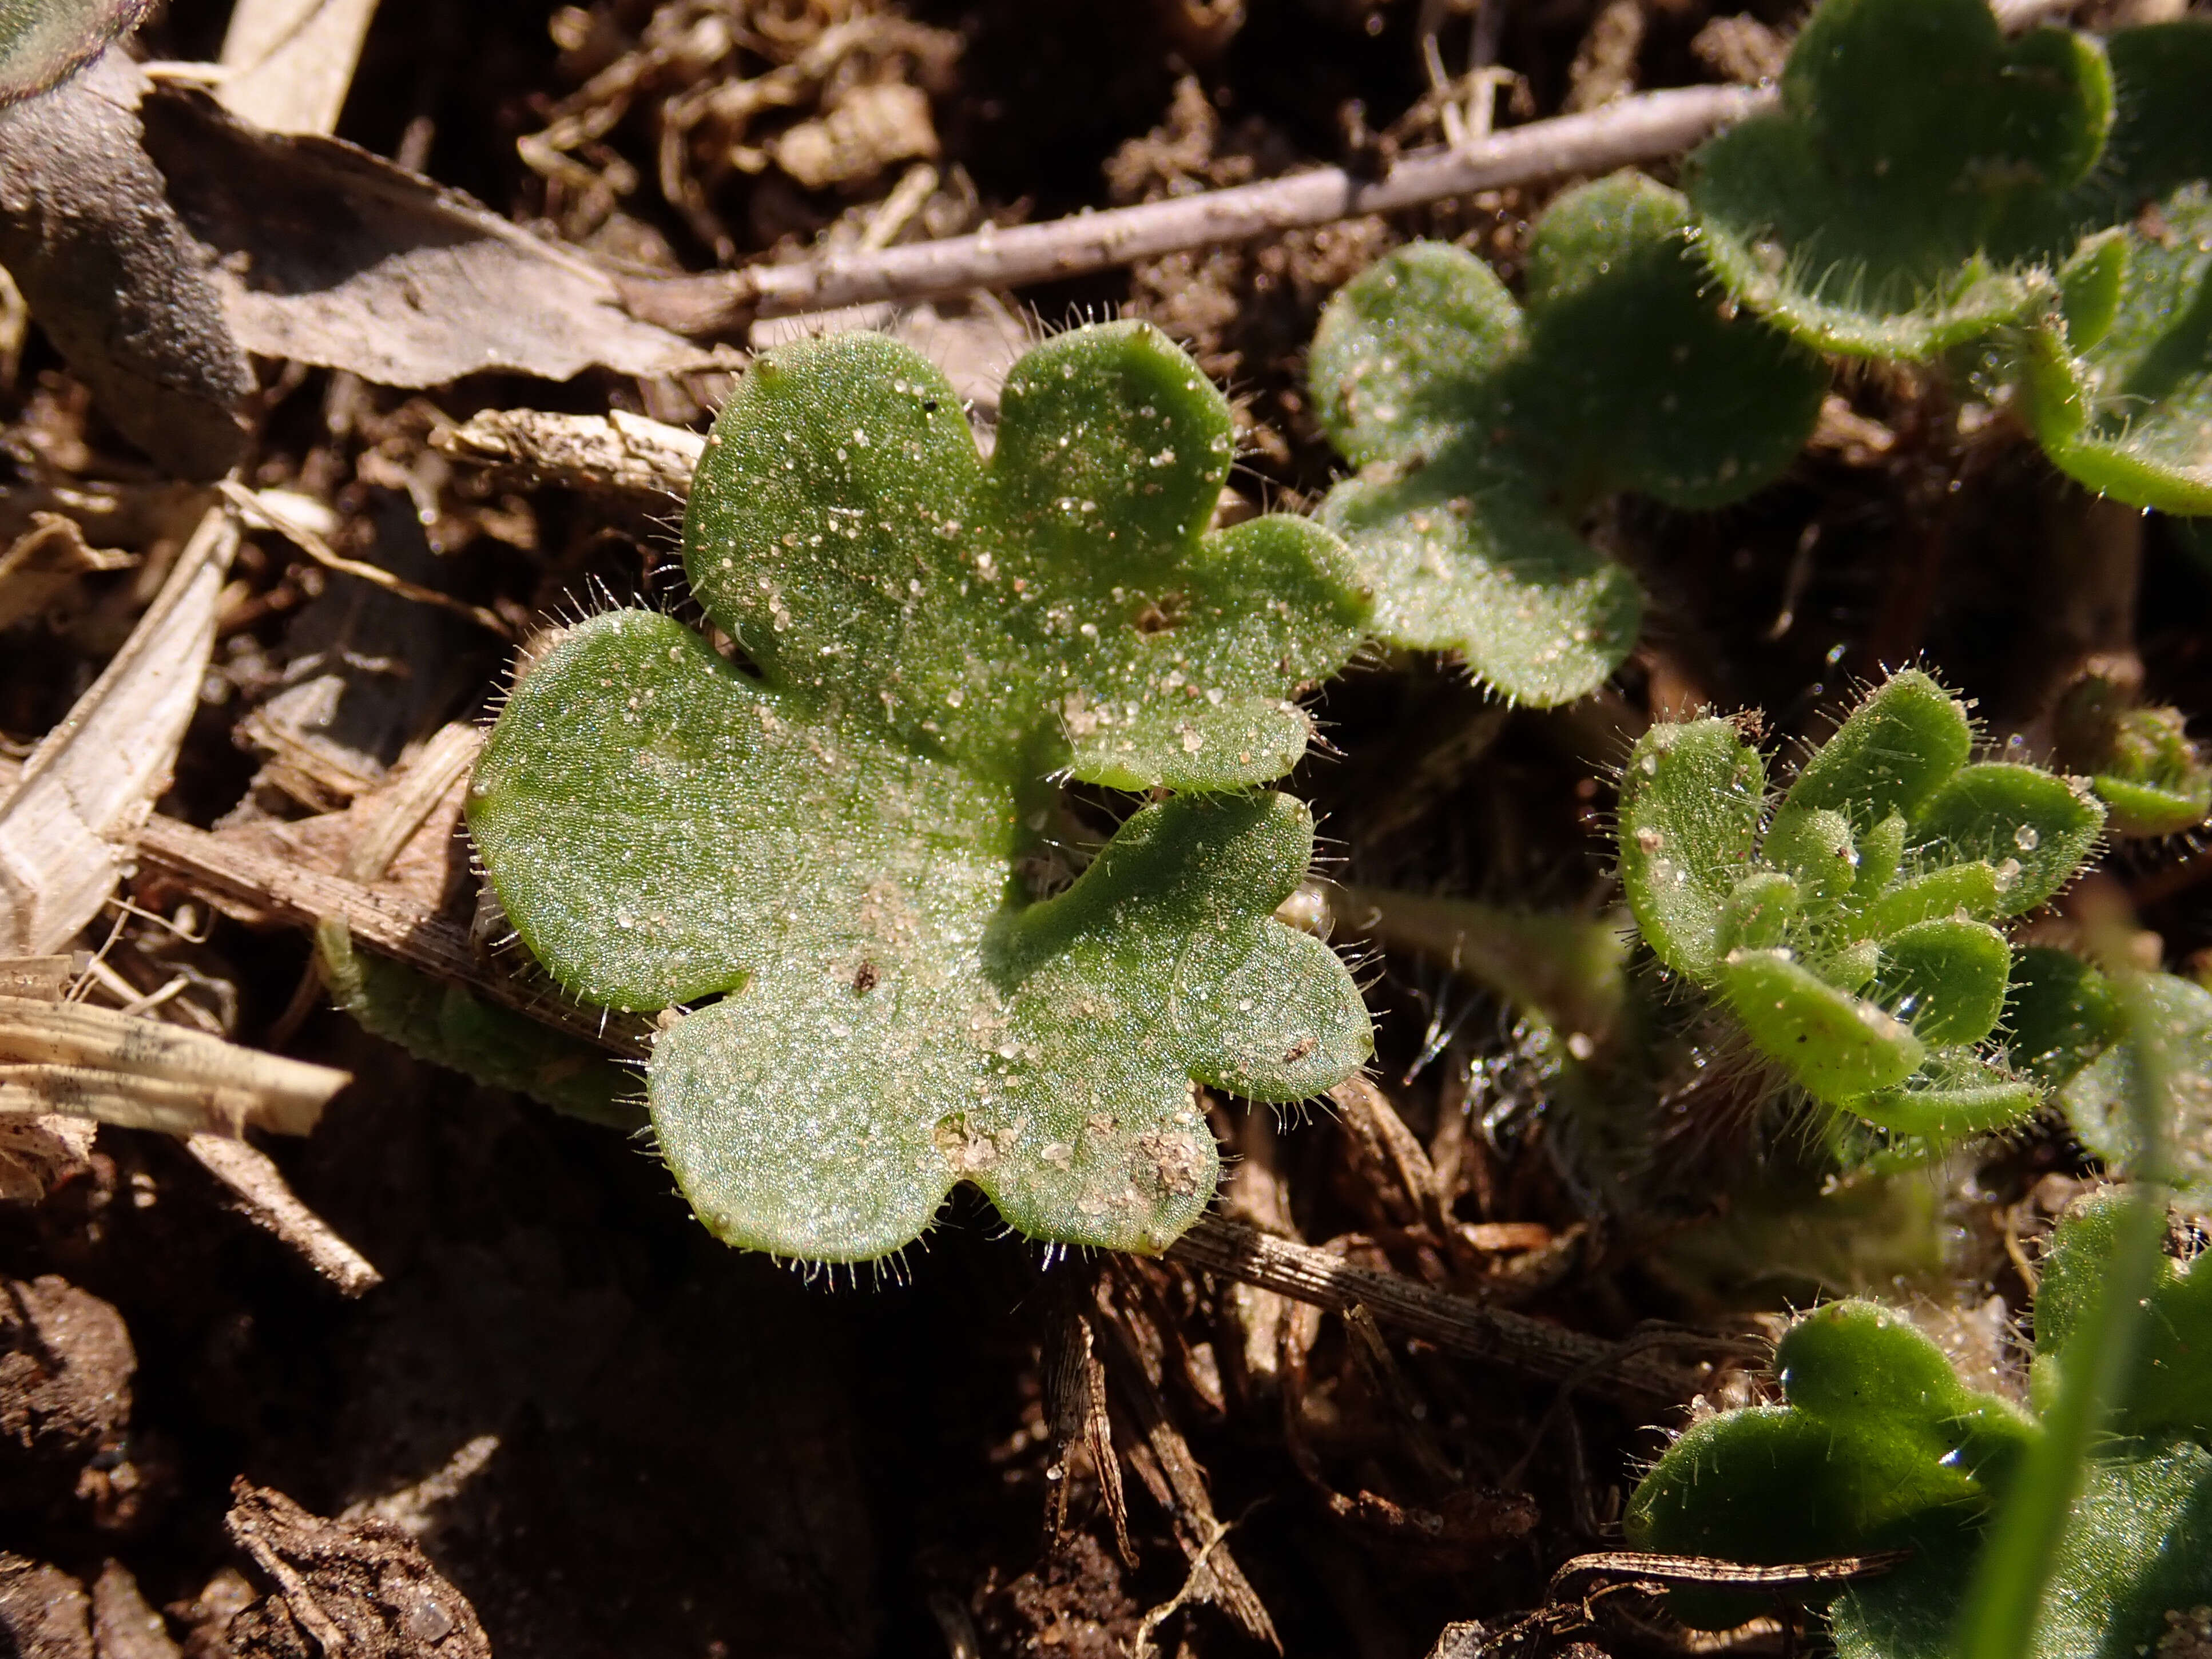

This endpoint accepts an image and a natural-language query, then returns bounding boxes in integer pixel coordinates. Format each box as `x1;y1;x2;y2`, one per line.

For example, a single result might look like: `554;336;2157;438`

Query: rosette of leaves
1617;670;2104;1139
1626;1211;2212;1658
1308;170;1826;707
0;0;146;105
1682;0;2115;359
468;322;1376;1263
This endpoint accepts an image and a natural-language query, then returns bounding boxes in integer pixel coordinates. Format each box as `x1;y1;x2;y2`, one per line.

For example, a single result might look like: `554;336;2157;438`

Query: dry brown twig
186;1137;380;1296
1167;1215;1702;1408
625;83;1768;331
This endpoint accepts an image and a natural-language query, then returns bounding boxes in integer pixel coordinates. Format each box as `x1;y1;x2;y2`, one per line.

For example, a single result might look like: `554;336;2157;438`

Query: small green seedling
1682;0;2112;359
1617;670;2104;1138
1627;1201;2212;1657
2054;674;2212;838
1309;170;1826;706
1626;1300;2036;1633
0;0;146;105
2061;970;2212;1211
468;322;1375;1263
1679;0;2212;503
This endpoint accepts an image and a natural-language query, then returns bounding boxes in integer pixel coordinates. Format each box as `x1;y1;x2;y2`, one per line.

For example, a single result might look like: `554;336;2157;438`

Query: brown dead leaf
140;80;736;387
0;51;253;479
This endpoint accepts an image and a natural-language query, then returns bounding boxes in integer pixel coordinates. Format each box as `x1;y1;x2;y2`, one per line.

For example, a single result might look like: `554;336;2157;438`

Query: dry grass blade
0;502;234;955
0;995;345;1136
134;806;642;1055
220;482;515;639
217;0;379;136
188;1136;380;1296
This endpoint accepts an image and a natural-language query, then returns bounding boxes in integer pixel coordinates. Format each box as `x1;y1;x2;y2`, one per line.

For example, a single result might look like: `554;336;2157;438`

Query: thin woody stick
133;809;637;1055
1166;1213;1706;1407
1545;1547;1913;1603
625;84;1768;332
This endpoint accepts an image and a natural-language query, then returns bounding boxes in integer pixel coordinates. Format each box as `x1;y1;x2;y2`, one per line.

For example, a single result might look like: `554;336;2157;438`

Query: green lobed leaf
1509;172;1829;509
2022;185;2212;515
1685;0;2112;358
1317;454;1641;707
1310;172;1823;704
2043;22;2212;237
2063;972;2212;1209
2034;1189;2212;1443
1309;240;1516;471
1626;1299;2035;1628
1631;1202;2212;1658
685;325;1369;792
1617;717;1767;981
470;323;1376;1261
1833;1444;2212;1659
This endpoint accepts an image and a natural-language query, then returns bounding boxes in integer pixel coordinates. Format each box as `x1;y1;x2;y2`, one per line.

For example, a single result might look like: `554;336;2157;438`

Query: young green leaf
315;919;646;1132
2091;707;2212;838
2019;184;2212;515
2063;972;2212;1209
2055;675;2212;838
1685;0;2113;358
1616;670;2106;1136
1617;716;1768;980
0;0;147;106
469;322;1375;1261
1310;172;1825;705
